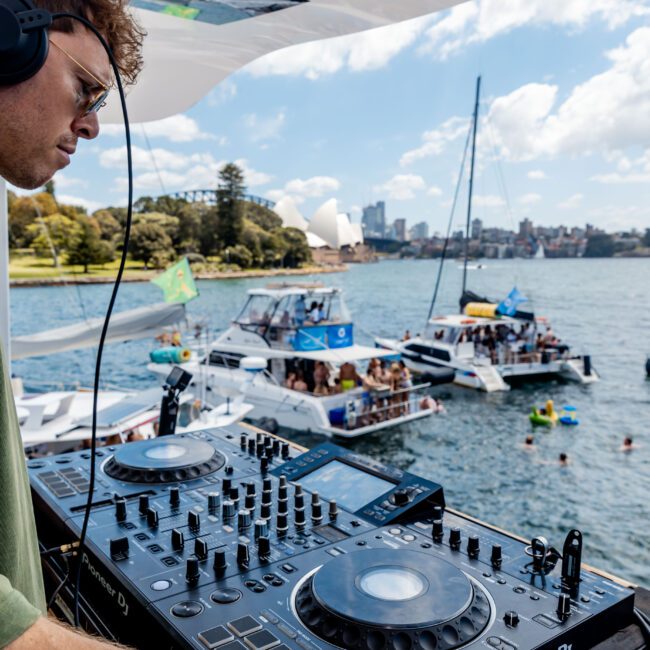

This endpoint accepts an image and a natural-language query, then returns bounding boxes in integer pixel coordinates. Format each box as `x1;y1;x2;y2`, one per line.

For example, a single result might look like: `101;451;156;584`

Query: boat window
424;323;447;341
404;343;451;362
235;295;277;326
270;296;295;328
204;351;244;368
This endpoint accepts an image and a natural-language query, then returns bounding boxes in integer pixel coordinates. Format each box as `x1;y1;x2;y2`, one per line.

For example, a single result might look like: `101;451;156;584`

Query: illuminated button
211;588;242;604
198;626;235;648
171;601;203;618
151;580;171;591
227;616;263;637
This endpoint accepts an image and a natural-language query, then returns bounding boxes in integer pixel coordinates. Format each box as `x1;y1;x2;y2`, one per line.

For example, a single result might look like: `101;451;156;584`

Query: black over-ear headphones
0;0;52;85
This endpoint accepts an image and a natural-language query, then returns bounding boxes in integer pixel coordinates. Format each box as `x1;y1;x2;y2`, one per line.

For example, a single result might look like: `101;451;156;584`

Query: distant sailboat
535;242;545;259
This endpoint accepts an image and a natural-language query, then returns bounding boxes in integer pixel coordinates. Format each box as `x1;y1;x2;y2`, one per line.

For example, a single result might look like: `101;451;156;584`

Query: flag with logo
496;287;527;317
151;258;199;304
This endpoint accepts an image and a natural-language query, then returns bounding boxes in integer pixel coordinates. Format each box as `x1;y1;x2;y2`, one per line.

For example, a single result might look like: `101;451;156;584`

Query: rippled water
10;258;650;586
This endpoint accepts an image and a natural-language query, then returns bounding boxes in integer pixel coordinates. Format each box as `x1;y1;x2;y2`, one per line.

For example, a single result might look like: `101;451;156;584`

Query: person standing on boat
0;2;144;647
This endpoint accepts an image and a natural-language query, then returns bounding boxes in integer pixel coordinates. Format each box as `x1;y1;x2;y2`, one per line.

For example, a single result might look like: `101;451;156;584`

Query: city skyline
9;0;650;233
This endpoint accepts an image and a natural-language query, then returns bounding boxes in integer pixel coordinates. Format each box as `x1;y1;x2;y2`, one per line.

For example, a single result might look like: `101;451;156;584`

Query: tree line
7;163;312;272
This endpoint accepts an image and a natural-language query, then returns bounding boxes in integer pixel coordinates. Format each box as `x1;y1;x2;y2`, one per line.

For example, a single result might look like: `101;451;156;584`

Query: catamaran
148;283;447;438
375;78;597;392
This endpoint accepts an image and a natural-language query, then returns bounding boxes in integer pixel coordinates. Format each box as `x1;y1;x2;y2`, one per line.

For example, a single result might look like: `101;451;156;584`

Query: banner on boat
294;323;354;351
496;287;527;317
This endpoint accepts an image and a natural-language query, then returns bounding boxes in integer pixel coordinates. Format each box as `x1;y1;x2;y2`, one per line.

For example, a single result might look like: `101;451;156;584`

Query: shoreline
9;264;348;288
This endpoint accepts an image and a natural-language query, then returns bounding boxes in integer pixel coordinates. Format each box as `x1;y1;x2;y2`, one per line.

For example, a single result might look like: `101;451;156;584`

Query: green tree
27;214;81;266
66;216;115;272
199;206;220;257
223;244;253;269
584;233;615;258
8;192;58;247
177;202;205;252
643;229;650;247
245;203;282;231
92;209;122;242
135;212;180;248
279;227;312;267
216;163;245;248
43;179;56;196
129;222;173;269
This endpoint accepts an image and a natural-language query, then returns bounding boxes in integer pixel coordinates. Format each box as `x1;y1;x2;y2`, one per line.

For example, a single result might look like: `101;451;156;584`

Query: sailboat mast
461;75;481;297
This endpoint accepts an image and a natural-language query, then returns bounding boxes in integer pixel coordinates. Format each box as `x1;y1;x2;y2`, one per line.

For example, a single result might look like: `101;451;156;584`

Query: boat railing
329;383;433;431
473;344;571;366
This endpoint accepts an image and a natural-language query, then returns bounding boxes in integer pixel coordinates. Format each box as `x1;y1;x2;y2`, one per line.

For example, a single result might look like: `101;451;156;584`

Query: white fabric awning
103;0;465;123
11;302;186;360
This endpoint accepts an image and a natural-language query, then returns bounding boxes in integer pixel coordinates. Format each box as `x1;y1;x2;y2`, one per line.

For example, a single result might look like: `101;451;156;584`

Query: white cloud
518;192;542;204
485;28;650;161
101;115;213;143
234;159;273;187
100;146;198;171
427;186;443;197
557;193;583;209
421;0;650;60
207;79;237;106
266;176;341;205
373;174;426;200
527;170;547;180
591;148;650;183
246;15;432;80
57;194;103;213
473;194;506;208
586;203;650;230
52;172;87;189
243;111;286;142
400;116;469;166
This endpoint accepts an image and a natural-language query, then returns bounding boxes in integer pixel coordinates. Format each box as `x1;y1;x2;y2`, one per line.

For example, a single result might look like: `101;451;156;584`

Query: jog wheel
104;436;225;483
295;549;491;650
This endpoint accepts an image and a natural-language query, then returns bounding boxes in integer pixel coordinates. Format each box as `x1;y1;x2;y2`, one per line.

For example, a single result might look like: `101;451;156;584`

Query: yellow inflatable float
529;399;559;427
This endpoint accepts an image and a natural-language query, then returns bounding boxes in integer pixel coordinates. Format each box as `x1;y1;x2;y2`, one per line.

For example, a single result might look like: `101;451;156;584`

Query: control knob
390;489;411;507
238;509;251;530
295;506;306;529
503;611;519;627
213;548;227;577
294;493;305;509
194;538;208;561
244;494;256;511
222;500;236;520
263;477;272;492
277;512;288;536
261;503;271;520
186;557;200;584
208;492;220;512
260;454;269;473
273;439;280;456
329;500;338;520
146;507;159;528
311;496;323;523
467;535;480;559
254;519;269;540
281;442;290;459
237;542;250;567
491;544;503;569
171;528;185;551
248;439;256;455
246;482;256;496
224;465;233;475
188;511;200;531
138;494;150;515
115;498;127;522
432;519;444;543
222;478;232;494
258;536;270;559
557;593;572;621
169;486;180;508
449;527;461;550
240;433;247;449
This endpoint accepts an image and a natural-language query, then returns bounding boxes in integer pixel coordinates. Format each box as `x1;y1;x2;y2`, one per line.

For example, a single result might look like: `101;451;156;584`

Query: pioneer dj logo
558;644;572;650
82;553;129;616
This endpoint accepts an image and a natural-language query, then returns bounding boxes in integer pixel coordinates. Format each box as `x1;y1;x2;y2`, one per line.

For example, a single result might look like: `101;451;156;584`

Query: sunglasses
49;39;111;116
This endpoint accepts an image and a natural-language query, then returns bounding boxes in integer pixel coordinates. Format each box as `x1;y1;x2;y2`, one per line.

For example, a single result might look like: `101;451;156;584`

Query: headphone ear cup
0;0;49;86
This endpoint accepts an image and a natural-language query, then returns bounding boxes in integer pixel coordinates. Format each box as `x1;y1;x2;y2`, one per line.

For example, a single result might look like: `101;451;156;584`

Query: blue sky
23;0;650;234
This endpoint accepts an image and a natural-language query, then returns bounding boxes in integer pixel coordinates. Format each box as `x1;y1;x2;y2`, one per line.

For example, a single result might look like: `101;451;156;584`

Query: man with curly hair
0;2;144;646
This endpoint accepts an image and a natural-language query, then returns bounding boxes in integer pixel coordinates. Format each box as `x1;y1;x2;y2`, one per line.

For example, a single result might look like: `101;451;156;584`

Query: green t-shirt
0;341;45;645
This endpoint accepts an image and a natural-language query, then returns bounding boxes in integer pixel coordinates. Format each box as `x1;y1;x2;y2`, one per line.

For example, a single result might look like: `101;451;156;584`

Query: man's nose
72;111;100;140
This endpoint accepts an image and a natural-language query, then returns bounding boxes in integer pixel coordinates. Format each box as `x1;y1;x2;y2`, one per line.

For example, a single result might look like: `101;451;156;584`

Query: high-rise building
471;218;483;240
393;218;407;242
410;221;429;241
361;201;386;238
519;218;533;238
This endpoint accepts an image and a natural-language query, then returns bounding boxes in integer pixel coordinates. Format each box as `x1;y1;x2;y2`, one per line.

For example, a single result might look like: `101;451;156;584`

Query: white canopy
104;0;465;123
11;302;186;360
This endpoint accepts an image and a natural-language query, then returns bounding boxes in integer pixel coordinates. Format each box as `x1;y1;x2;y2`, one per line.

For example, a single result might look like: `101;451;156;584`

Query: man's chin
1;169;54;191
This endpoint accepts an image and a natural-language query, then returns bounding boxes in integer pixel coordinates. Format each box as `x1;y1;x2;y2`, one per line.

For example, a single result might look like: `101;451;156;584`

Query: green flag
151;258;199;304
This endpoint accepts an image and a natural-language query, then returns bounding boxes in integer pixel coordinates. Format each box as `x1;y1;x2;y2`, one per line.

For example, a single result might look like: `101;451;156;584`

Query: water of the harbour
10;258;650;587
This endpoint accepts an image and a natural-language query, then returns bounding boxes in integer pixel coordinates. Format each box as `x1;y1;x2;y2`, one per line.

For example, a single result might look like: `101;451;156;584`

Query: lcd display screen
299;460;394;513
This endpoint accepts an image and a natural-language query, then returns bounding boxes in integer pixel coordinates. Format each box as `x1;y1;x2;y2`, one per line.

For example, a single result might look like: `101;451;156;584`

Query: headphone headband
0;0;52;86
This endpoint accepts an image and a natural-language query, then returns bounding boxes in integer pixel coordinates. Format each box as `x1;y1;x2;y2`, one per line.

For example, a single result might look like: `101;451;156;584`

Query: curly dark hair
40;0;146;86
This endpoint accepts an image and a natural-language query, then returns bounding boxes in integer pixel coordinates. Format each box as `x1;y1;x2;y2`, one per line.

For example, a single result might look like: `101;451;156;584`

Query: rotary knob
237;542;250;567
278;498;288;515
273;439;280;456
171;528;184;551
248;438;256;455
263;477;272;492
260;454;269;473
295;507;306;529
312;500;323;523
557;593;572;621
245;494;256;511
432;505;443;521
467;535;480;558
238;509;252;530
329;500;338;520
115;498;127;522
278;484;288;500
491;544;502;569
169;486;180;508
504;611;519;627
277;512;288;535
432;519;444;543
229;486;240;506
258;536;271;559
222;500;235;520
262;489;273;506
254;519;269;540
224;465;233;475
261;503;271;520
295;493;305;509
449;527;461;550
138;494;150;515
281;442;290;459
246;482;256;496
213;548;227;577
208;492;220;513
240;433;247;449
390;489;411;507
294;483;303;497
222;478;232;494
186;557;200;584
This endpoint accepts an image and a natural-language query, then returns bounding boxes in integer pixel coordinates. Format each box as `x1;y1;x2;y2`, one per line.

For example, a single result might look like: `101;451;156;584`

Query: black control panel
29;426;635;650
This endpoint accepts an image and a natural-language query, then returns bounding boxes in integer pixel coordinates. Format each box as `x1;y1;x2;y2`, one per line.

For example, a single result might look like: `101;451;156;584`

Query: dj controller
28;425;637;650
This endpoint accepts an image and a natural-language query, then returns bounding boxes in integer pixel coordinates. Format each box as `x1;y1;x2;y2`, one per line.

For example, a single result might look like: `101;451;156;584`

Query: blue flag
497;287;527;316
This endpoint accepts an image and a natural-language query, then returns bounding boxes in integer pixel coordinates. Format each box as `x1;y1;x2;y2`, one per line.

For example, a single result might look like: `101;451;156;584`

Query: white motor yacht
149;284;443;438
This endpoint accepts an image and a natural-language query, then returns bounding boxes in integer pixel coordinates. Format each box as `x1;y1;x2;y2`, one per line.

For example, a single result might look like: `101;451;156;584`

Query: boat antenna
426;117;473;323
461;75;481;299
